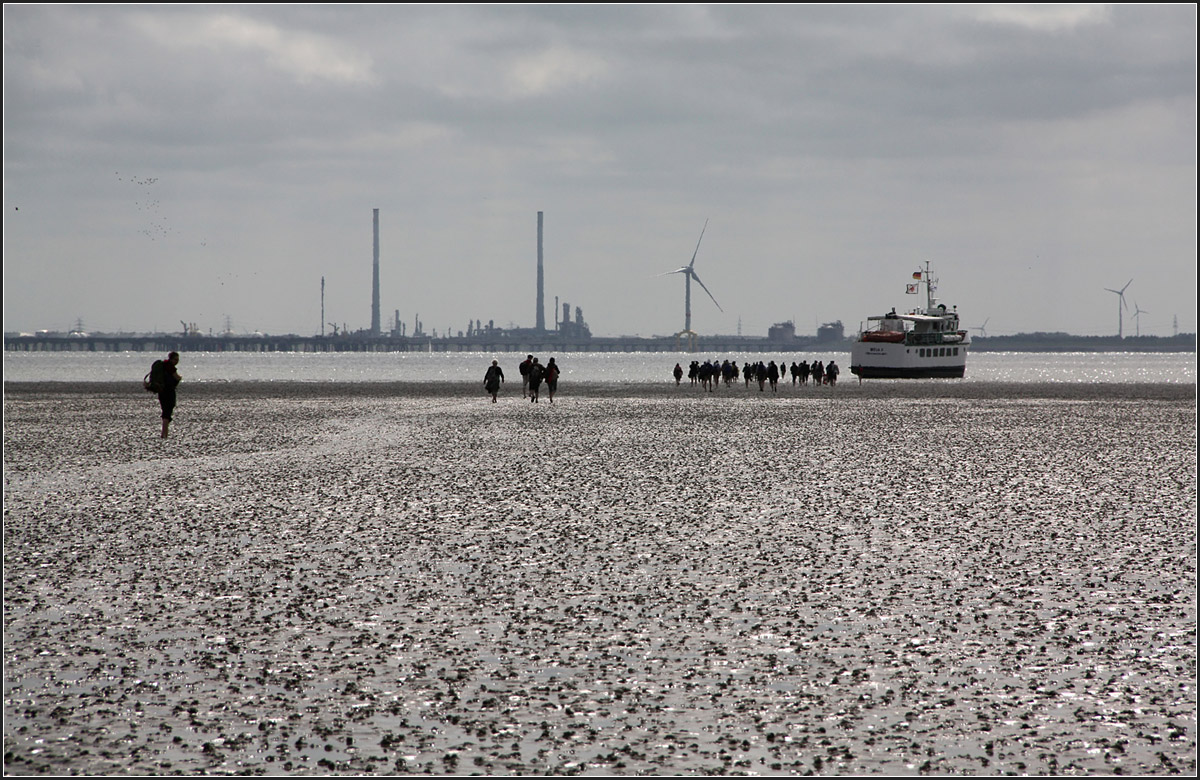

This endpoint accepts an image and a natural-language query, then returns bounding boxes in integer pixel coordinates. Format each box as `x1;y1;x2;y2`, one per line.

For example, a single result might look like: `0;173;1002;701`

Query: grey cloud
3;4;1194;337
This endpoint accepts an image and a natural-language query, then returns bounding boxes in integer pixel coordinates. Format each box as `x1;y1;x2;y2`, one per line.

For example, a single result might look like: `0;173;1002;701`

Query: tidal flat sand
3;381;1196;776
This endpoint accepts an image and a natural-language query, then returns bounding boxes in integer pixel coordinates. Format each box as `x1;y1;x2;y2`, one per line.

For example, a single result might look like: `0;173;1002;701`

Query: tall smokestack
371;208;381;336
536;211;545;331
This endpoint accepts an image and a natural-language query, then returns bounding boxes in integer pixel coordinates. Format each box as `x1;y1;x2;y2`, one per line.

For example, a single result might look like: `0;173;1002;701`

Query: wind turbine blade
688;219;709;268
655;268;689;277
1120;278;1133;294
690;270;723;312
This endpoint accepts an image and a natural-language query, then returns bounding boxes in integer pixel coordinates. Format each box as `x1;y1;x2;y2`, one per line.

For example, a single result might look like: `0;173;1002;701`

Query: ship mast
923;260;937;313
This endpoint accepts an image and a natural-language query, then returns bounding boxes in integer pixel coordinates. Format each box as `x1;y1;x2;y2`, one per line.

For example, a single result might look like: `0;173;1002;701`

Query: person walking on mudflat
545;357;560;403
484;360;505;403
528;358;545;403
519;355;533;397
825;359;840;386
151;351;182;437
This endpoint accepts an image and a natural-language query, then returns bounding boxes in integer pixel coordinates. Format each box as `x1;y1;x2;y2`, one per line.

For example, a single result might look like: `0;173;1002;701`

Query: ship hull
850;364;966;379
850;341;967;379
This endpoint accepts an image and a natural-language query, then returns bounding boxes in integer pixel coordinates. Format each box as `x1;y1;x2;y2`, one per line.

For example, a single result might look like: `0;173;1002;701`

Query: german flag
912;271;922;279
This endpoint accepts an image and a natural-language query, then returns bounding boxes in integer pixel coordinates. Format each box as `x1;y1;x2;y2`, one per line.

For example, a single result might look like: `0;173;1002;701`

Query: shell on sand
3;381;1196;775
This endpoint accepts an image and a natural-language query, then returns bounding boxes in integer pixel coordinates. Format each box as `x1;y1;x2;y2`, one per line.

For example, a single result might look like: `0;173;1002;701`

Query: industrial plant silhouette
26;209;1190;354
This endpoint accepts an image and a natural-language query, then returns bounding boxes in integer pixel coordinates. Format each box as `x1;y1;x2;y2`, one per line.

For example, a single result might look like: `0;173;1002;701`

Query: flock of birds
116;171;172;242
115;171;205;246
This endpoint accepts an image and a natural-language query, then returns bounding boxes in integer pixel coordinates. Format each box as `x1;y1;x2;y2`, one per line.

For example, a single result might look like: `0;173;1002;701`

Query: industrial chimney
371;208;381;336
536;211;545;331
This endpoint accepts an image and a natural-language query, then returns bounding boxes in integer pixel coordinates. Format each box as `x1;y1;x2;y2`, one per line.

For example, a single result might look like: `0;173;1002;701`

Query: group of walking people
485;354;560;403
673;357;840;392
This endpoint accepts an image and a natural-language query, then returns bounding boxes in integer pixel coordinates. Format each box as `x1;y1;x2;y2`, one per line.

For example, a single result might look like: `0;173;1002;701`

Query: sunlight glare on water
2;349;1195;384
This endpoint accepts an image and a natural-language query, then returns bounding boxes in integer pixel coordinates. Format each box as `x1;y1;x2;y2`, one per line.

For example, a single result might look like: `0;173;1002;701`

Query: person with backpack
527;358;545;403
146;351;182;437
518;355;533;397
483;359;505;403
825;359;840;386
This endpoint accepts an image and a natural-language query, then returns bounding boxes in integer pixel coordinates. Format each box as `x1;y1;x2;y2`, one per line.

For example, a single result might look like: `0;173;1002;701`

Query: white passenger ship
850;261;970;379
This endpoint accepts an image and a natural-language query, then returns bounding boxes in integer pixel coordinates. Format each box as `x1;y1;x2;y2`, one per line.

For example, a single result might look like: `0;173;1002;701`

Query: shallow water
3;349;1196;384
3;383;1196;775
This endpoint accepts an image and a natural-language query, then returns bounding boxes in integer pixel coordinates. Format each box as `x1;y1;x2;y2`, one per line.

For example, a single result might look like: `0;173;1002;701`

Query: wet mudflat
3;381;1196;776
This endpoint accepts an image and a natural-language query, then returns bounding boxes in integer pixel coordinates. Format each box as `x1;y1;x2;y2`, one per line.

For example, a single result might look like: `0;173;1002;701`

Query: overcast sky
4;4;1196;338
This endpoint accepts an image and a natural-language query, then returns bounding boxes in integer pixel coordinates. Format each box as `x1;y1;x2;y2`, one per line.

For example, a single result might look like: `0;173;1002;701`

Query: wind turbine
658;219;723;346
1104;278;1132;338
1132;301;1149;337
971;317;990;338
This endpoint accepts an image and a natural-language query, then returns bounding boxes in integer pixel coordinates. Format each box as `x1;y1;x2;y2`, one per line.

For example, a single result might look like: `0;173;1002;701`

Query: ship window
953;347;959;355
919;348;926;358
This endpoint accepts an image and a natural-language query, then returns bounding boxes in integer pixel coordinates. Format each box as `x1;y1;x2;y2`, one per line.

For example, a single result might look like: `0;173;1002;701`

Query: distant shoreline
969;334;1195;352
5;332;1195;354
